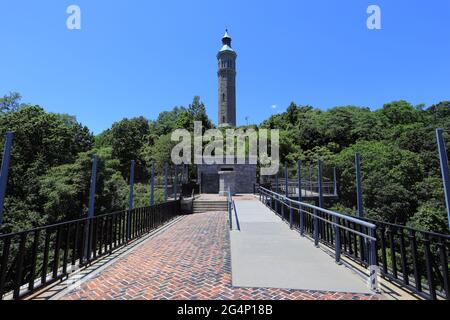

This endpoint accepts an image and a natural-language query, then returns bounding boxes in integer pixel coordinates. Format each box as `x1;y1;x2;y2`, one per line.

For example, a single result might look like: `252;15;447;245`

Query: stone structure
217;30;237;127
196;32;256;195
197;158;256;195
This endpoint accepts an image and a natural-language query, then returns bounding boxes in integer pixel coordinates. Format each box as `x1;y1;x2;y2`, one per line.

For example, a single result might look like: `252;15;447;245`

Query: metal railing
233;200;240;231
258;186;378;292
258;186;450;300
0;200;180;300
227;187;233;230
360;217;449;300
266;179;337;197
280;181;336;197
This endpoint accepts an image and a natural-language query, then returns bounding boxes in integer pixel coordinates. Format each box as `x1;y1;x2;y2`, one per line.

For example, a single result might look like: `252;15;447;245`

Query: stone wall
198;163;256;194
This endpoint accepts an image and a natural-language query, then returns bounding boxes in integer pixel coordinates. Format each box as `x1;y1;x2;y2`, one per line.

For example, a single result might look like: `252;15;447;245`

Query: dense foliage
0;91;449;234
261;101;450;234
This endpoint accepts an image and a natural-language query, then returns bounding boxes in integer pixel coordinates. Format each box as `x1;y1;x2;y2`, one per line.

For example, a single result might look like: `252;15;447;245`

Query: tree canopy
0;94;449;234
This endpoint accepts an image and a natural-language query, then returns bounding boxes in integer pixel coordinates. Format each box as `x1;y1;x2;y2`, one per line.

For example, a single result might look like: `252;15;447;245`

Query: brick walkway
63;212;381;300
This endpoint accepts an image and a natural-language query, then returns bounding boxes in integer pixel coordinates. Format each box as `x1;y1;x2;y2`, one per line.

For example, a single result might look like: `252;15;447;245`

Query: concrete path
230;200;372;294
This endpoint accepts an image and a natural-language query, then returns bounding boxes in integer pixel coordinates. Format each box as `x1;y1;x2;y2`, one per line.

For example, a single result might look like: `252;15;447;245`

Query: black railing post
164;162;168;202
150;160;155;206
317;160;324;243
355;153;368;262
84;155;97;262
88;155;98;218
275;173;279;214
333;167;337;197
228;187;232;230
297;160;302;202
318;160;324;208
313;208;319;247
436;129;450;228
334;216;341;264
299;204;304;236
355;153;364;217
0;131;13;228
127;160;135;240
174;165;178;201
369;227;379;292
285;162;289;198
289;199;293;229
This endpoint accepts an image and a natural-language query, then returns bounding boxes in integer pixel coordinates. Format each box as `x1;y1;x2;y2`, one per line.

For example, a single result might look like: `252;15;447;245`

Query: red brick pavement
63;212;381;300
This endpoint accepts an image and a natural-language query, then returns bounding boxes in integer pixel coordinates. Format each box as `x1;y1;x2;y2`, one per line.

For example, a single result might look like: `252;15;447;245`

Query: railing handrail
0;200;181;300
361;216;450;239
259;187;375;230
0;200;180;239
271;180;334;185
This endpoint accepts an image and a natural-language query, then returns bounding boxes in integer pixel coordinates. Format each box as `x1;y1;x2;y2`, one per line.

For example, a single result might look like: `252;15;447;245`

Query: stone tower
217;30;237;127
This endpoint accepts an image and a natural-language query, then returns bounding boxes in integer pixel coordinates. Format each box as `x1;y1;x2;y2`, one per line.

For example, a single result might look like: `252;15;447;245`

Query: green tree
38;147;128;225
0;92;23;113
0;106;94;232
332;141;424;224
109;117;150;180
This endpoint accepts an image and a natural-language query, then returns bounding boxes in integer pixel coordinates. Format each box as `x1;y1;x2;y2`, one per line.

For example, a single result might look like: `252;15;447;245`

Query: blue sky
1;0;449;134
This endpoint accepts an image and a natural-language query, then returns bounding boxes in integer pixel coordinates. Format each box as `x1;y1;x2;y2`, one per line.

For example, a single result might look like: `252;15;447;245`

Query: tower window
222;93;225;102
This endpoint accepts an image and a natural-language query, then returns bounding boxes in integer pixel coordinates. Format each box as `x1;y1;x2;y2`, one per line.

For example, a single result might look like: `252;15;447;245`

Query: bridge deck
231;200;371;294
35;208;380;300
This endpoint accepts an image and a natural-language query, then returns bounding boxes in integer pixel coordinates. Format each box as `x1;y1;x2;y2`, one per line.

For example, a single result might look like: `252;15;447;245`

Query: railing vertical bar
353;224;358;258
52;226;62;279
389;227;398;279
299;204;304;236
72;221;80;266
41;230;51;284
109;216;113;254
92;218;98;259
313;208;319;247
409;230;422;292
98;218;104;256
62;225;70;276
342;220;347;253
334;217;341;264
380;226;388;275
113;214;118;248
28;230;40;291
423;233;436;300
79;221;87;266
13;233;26;299
438;239;449;300
399;228;409;285
0;237;11;300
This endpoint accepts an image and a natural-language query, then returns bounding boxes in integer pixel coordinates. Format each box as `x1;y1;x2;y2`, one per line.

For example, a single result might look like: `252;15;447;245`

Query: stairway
192;200;228;213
